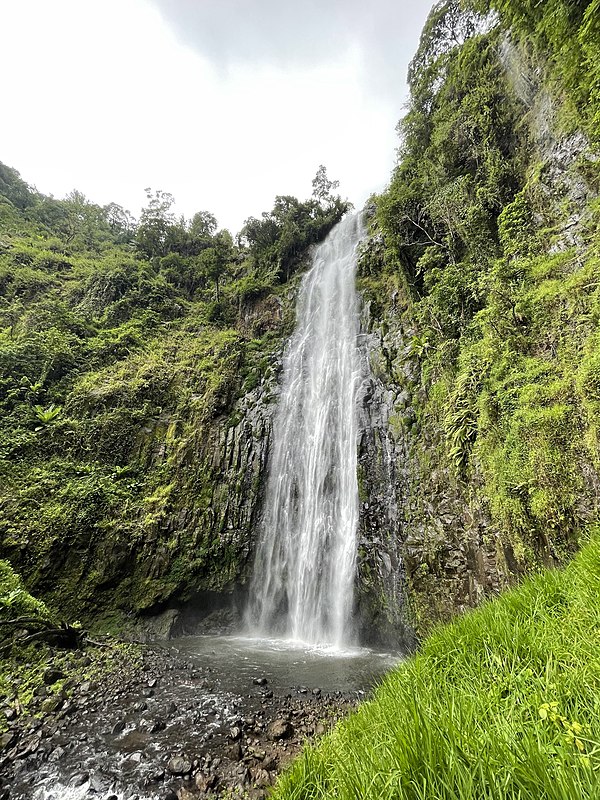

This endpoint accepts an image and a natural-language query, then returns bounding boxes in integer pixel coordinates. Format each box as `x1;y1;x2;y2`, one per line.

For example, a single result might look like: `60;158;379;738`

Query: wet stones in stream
2;644;357;800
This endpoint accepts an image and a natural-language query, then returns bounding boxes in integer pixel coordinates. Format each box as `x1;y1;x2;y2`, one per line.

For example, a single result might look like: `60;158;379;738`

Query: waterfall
247;212;364;647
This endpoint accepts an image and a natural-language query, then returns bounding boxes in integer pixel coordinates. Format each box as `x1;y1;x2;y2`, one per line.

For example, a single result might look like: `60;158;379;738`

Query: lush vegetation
357;0;600;629
275;530;600;799
473;0;600;136
0;160;348;623
0;557;52;624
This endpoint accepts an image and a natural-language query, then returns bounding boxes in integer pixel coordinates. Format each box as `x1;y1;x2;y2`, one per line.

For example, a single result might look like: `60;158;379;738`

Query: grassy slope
275;532;600;799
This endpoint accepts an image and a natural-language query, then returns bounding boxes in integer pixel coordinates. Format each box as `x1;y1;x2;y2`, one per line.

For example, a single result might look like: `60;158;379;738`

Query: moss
0;175;307;626
359;0;600;636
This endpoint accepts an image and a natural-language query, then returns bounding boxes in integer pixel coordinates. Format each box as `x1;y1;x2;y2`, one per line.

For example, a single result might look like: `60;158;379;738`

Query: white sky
0;1;432;235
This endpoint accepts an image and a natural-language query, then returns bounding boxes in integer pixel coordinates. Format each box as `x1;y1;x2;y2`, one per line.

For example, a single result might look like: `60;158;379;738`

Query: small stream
11;636;399;800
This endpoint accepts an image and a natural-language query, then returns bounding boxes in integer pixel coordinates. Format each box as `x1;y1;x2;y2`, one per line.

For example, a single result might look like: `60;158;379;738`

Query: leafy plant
33;404;62;424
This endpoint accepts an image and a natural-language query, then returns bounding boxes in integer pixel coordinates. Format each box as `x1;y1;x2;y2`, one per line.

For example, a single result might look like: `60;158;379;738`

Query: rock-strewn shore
1;642;357;800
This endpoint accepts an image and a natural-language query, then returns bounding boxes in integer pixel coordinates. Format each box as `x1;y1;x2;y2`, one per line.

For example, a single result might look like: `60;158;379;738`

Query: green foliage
377;14;525;327
275;531;600;799
369;0;600;579
311;164;340;207
33;404;62;424
0;559;52;622
240;166;349;282
0;163;36;210
0;159;341;619
470;0;600;136
444;354;482;473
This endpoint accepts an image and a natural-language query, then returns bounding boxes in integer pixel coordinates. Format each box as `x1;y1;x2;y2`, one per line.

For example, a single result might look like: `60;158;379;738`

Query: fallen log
0;620;84;654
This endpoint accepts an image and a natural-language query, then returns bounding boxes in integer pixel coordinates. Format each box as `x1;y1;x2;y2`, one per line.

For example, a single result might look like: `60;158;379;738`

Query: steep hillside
0;166;347;631
1;0;598;652
357;0;600;636
276;530;600;799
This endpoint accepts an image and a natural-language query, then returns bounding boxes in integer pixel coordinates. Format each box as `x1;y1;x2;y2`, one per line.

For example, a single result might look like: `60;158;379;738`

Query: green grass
274;533;600;799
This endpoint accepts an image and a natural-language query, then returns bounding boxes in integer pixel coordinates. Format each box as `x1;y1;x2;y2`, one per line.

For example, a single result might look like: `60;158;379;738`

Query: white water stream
247;213;364;647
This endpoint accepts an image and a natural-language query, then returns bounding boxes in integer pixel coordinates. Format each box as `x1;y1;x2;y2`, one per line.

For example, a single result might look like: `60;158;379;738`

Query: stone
0;732;16;752
89;773;109;794
251;768;271;787
70;772;89;787
167;756;192;775
229;726;242;741
267;720;293;741
262;754;277;771
17;732;41;757
227;741;243;762
49;745;65;761
43;668;65;685
253;677;268;686
111;720;126;735
195;772;217;792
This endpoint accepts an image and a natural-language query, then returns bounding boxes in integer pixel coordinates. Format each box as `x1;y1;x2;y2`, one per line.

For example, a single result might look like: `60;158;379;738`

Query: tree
135;189;177;259
238;214;280;253
104;202;135;243
198;231;233;301
407;1;487;113
62;190;109;248
0;162;36;210
311;165;340;208
190;211;218;240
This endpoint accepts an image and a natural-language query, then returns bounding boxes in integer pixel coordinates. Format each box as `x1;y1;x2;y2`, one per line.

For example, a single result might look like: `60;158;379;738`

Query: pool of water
167;634;401;695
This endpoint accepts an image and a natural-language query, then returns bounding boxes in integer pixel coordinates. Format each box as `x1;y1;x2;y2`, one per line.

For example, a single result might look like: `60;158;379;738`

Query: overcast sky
0;1;432;234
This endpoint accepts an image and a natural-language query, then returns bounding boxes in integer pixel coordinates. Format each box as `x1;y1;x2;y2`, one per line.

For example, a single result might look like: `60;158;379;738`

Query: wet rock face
352;43;600;642
500;33;598;253
355;308;413;648
355;292;514;642
127;375;281;639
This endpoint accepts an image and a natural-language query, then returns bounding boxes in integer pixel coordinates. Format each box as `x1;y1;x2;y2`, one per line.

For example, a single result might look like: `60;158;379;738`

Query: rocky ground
0;642;358;799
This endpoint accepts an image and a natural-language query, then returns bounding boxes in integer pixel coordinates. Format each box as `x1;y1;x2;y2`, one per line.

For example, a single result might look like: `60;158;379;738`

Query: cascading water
246;212;364;647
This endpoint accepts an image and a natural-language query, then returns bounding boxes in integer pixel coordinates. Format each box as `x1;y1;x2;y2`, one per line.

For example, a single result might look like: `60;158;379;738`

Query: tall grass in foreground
274;535;600;799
